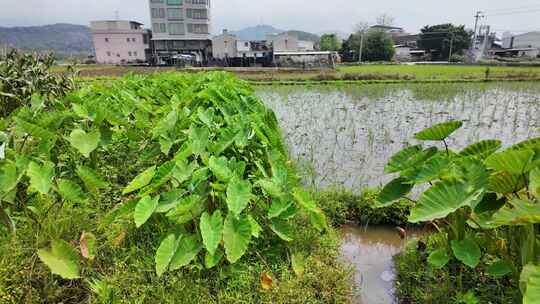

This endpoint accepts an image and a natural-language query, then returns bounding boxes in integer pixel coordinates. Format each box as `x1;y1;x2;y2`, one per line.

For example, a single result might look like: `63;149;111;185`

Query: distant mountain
0;23;93;58
230;25;320;42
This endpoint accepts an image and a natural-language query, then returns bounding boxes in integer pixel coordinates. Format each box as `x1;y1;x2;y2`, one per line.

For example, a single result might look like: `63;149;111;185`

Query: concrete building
211;30;272;66
502;32;540;49
148;0;212;64
212;29;238;59
266;32;315;52
90;20;150;64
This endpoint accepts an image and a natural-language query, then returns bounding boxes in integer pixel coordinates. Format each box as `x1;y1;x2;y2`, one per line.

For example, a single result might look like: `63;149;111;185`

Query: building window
169;23;185;35
167;0;182;5
187;23;208;34
107;51;111;56
126;38;130;42
151;8;165;18
167;8;183;20
188;0;207;4
105;38;109;42
134;51;138;56
186;9;207;19
153;23;167;33
128;51;132;56
244;42;249;47
132;38;136;42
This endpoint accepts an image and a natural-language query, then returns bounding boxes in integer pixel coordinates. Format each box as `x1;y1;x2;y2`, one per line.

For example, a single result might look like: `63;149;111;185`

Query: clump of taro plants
376;120;540;302
0;50;76;118
0;72;327;280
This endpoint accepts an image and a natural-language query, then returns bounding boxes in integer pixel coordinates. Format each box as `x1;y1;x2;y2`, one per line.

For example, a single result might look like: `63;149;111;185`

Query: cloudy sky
1;0;540;34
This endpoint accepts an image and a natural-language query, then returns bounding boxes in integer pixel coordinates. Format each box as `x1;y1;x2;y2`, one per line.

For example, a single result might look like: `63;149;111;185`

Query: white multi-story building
148;0;212;64
90;20;150;64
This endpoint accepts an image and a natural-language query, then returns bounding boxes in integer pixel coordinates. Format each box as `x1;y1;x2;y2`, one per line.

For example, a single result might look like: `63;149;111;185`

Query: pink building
90;20;150;64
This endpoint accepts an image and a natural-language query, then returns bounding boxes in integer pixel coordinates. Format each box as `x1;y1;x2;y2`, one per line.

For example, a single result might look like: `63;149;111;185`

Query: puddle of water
340;225;427;304
257;82;540;190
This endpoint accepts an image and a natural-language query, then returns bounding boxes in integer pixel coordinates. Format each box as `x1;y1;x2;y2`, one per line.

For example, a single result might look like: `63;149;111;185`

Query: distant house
394;45;426;62
90;20;151;64
502;31;540;49
266;32;314;52
497;31;540;58
369;25;406;36
211;29;272;66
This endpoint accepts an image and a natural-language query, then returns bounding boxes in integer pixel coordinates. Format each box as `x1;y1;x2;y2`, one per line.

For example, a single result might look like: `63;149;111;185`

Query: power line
485;8;540;17
485;4;540;13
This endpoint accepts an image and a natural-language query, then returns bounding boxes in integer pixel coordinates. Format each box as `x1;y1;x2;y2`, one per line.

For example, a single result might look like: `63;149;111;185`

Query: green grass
337;64;540;81
0;200;353;303
395;232;521;304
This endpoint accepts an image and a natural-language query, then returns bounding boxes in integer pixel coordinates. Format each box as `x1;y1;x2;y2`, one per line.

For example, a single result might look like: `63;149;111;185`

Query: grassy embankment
55;64;540;85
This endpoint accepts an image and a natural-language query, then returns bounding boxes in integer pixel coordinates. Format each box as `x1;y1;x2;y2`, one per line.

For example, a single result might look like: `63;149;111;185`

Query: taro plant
376;120;540;301
0;50;76;118
0;70;326;279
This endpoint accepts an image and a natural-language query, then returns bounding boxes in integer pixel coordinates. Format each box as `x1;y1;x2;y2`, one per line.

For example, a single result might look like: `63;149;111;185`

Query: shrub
315;188;412;227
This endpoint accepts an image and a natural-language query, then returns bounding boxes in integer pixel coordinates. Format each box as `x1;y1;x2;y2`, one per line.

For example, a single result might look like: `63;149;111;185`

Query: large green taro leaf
384;145;423;173
489;199;540;227
26;161;54;195
169;234;202;271
208;156;234;182
37;240;80;279
415;121;463;141
428;248;450;269
76;165;108;193
451;238;481;268
155;234;178;277
122;166;156;195
404;153;450;184
134;195;159;228
66;129;101;158
488;171;525;194
375;177;413;208
459;140;502;159
485;149;535;175
530;167;540;198
200;210;223;256
226;177;252;216
223;214;252;263
409;181;484;223
524;265;540;304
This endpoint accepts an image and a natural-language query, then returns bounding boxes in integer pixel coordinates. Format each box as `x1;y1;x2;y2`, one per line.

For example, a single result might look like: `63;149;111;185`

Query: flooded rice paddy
257;82;540;190
257;82;540;304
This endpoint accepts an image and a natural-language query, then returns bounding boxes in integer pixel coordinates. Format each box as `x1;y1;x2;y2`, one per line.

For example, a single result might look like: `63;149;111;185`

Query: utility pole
448;33;454;63
358;32;365;63
472;11;484;49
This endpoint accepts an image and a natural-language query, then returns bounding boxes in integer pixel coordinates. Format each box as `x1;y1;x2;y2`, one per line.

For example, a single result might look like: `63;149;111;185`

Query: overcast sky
1;0;540;34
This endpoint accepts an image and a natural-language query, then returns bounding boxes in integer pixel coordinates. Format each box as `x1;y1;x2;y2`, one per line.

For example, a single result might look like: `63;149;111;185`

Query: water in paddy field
256;82;540;190
340;225;428;304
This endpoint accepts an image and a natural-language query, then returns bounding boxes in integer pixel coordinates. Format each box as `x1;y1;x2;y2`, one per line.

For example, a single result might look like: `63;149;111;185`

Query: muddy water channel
257;82;540;190
340;225;427;304
256;82;540;304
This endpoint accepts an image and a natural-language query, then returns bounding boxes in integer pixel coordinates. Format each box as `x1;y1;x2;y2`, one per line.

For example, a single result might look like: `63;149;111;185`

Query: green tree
418;24;472;60
341;29;395;62
362;30;395;62
319;34;342;51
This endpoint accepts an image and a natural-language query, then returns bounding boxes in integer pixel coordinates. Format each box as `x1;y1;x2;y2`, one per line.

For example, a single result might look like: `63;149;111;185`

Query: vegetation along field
57;63;540;84
4;51;540;304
